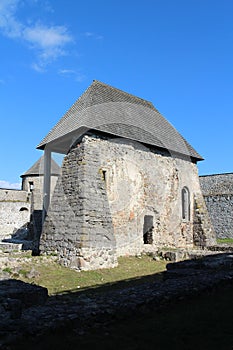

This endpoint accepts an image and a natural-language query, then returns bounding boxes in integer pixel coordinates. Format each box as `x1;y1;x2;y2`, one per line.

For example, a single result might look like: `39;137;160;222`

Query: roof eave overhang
37;126;203;161
36;127;89;154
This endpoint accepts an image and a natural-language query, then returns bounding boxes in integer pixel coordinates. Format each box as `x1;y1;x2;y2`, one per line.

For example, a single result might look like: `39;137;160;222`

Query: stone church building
35;80;216;270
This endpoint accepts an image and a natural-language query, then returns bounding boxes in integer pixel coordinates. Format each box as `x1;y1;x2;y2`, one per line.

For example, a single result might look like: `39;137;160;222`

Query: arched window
19;207;28;212
182;187;190;221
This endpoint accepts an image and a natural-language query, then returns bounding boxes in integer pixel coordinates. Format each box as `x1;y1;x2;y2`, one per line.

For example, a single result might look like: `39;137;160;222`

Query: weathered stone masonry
0;189;30;241
37;80;216;270
0;156;60;245
200;173;233;239
0;80;220;264
40;134;215;270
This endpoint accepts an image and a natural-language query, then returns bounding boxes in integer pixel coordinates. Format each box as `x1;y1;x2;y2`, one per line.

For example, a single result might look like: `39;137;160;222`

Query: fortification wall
199;173;233;239
0;188;31;240
0;189;28;202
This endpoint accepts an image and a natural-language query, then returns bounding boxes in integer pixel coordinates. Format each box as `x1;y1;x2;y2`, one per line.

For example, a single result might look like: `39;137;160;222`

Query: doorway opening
143;215;154;244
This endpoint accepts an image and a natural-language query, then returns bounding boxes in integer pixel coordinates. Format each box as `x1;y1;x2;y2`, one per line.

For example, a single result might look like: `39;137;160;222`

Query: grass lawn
217;238;233;244
9;254;167;295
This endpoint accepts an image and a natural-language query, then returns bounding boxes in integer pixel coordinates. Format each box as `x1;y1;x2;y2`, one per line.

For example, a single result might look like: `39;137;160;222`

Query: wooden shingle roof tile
37;80;203;161
21;156;60;177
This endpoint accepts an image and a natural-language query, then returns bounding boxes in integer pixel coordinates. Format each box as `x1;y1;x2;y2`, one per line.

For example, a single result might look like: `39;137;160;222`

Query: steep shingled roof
37;80;203;161
21;156;60;177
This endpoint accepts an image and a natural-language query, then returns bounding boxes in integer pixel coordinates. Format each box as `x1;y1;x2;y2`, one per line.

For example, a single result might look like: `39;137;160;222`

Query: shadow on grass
51;252;233;297
52;268;165;298
4;252;233;350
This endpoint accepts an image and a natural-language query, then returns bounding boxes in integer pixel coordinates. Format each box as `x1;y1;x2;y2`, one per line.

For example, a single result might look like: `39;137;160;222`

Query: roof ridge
91;80;155;108
36;80;203;161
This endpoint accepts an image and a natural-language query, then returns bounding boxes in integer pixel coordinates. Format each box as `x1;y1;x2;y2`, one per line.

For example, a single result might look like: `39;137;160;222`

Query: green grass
217;238;233;244
2;267;12;274
13;254;167;295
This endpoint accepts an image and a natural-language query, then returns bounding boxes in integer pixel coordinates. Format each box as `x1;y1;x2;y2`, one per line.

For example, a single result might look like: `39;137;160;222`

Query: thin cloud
24;23;73;70
0;0;73;71
58;68;86;82
0;0;22;38
59;69;76;75
84;32;94;37
0;180;21;190
83;31;103;40
24;24;72;49
31;62;45;73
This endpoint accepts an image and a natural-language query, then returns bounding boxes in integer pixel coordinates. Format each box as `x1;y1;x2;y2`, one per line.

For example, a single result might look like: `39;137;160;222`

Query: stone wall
0;189;31;240
22;175;58;211
40;136;117;270
0;171;59;247
40;134;215;270
199;173;233;239
21;175;59;246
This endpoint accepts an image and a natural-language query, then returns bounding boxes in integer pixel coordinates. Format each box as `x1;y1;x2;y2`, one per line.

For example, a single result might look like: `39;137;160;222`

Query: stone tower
21;155;60;244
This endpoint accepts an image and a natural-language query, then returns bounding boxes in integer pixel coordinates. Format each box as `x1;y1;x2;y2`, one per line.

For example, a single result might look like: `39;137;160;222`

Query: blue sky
0;0;233;189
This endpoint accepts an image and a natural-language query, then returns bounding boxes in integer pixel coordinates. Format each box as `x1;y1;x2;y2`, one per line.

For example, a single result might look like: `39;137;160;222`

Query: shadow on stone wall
1;209;44;253
2;222;34;251
39;138;117;270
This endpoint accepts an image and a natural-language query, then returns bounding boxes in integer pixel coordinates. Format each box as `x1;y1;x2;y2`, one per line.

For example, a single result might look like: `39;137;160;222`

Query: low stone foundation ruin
1;250;233;349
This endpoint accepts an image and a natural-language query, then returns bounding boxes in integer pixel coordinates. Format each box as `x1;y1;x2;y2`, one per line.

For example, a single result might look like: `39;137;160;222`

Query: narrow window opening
29;181;34;192
182;187;190;221
102;170;107;182
143;215;154;244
